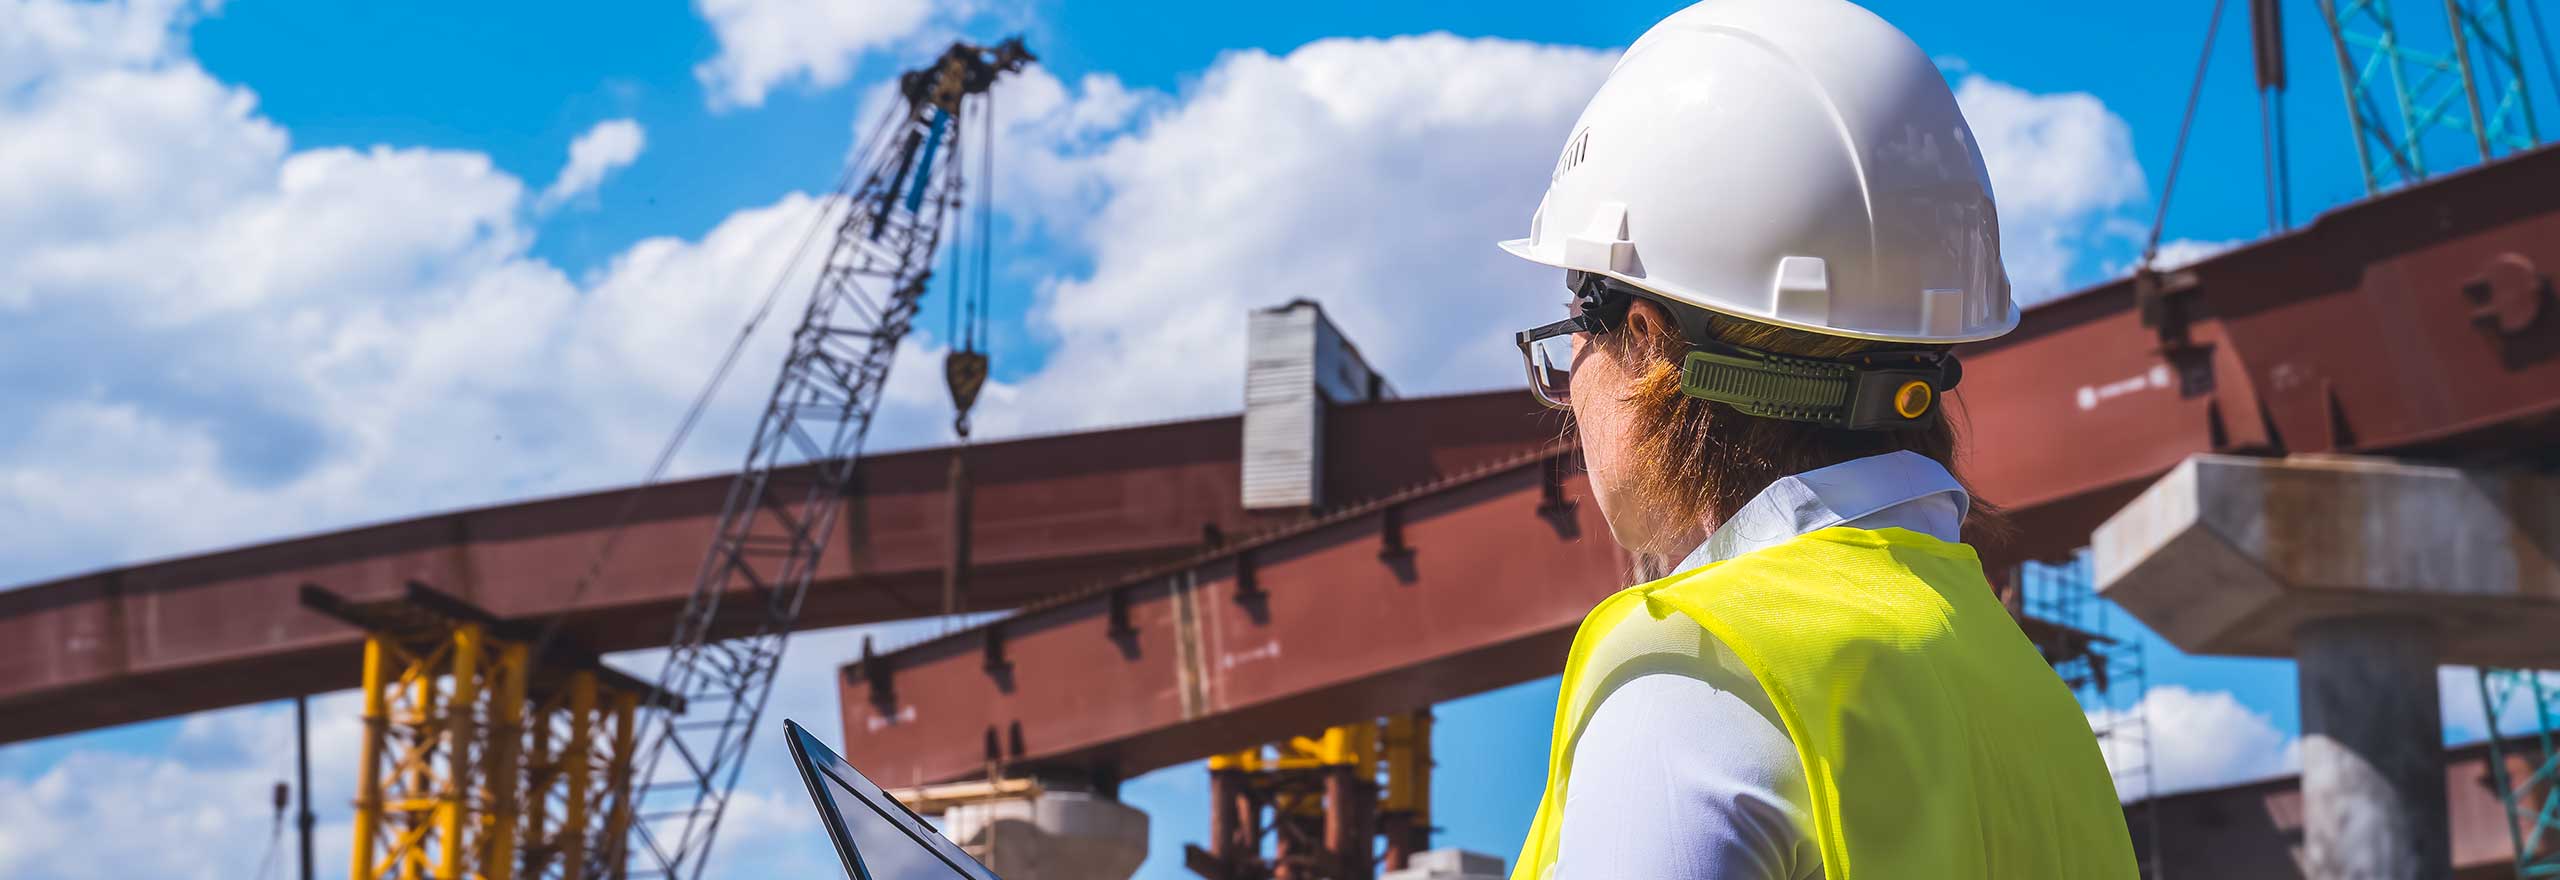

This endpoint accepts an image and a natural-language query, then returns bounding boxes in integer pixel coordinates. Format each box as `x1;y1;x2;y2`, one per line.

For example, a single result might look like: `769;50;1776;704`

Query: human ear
1623;297;1673;345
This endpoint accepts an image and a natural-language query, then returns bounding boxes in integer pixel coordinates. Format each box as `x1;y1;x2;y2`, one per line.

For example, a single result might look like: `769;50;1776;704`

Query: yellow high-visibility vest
1512;526;2137;879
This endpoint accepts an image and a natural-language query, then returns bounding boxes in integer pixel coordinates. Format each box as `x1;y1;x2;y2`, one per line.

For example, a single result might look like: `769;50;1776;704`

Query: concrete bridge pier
2295;616;2448;878
2095;454;2560;879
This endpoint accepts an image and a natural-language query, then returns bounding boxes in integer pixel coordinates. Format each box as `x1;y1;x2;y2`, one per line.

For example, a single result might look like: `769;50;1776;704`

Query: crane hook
946;349;989;438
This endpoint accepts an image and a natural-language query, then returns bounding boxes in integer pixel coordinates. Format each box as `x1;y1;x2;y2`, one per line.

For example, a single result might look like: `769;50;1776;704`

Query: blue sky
2;0;2556;877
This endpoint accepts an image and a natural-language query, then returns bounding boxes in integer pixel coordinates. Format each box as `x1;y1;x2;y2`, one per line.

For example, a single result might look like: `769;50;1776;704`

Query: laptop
783;719;1003;880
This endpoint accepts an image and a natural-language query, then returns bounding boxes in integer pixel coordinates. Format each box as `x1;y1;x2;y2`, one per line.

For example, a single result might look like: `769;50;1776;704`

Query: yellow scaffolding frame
309;583;660;880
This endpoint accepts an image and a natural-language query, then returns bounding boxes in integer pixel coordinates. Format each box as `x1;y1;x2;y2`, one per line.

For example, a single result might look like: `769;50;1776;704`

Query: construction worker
1498;1;2137;878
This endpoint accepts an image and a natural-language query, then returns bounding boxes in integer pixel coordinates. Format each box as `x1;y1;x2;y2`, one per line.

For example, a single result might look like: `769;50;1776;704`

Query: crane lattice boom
603;37;1033;880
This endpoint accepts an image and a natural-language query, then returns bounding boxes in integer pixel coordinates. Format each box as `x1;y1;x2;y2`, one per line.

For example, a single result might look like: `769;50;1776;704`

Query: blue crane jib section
907;108;949;214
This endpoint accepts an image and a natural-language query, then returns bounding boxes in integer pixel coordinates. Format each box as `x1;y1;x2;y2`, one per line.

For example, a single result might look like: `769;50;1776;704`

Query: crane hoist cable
2142;0;2230;271
940;90;1000;626
945;87;995;442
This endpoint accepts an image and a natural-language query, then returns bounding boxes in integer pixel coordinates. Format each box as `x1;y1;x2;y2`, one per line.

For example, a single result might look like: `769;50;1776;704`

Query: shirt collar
1671;450;1969;574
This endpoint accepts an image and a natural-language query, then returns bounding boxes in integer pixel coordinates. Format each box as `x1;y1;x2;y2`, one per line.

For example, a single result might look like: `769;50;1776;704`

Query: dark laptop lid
783;719;1002;880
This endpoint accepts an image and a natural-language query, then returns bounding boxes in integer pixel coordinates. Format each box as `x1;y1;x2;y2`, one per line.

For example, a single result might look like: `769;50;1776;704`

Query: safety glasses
1514;287;1625;410
1514;314;1589;410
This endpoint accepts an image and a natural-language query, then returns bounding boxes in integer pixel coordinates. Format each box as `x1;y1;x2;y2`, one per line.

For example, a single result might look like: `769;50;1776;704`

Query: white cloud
0;0;205;89
966;35;1619;433
0;693;364;880
536;118;646;212
2147;237;2241;271
2090;685;2300;800
692;0;936;109
2099;236;2244;279
0;0;975;587
1953;74;2149;303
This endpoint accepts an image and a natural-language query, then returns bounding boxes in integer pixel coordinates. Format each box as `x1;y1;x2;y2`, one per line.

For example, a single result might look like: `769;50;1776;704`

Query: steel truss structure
609;37;1033;880
2316;0;2544;192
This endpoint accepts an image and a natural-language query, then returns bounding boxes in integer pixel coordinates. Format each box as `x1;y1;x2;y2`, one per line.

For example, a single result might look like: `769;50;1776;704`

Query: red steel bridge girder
0;394;1562;745
838;142;2560;788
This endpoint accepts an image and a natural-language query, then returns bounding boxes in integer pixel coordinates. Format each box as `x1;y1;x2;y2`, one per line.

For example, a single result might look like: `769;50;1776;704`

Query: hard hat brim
1494;237;2022;345
1496;237;1541;263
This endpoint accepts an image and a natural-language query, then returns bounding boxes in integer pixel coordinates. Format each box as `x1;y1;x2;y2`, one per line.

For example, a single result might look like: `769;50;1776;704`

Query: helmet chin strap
1574;273;1961;431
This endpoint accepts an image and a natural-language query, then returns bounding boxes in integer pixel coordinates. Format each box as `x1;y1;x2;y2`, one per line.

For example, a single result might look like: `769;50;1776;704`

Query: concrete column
2296;616;2449;880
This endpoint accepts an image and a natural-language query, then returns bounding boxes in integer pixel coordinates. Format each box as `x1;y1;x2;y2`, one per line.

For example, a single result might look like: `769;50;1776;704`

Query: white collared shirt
1551;451;1970;880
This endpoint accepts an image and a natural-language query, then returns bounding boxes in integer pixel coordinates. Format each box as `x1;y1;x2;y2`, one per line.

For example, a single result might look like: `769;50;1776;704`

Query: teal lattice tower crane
2315;0;2543;192
2478;669;2560;876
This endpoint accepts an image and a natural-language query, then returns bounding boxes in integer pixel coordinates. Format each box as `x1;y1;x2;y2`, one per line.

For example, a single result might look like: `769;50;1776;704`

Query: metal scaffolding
2478;668;2560;877
2022;553;2162;878
304;583;664;880
1189;711;1434;880
2316;0;2544;193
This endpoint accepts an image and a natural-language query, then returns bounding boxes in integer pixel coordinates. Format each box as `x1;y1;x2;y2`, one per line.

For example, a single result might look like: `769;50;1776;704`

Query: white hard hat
1500;0;2016;344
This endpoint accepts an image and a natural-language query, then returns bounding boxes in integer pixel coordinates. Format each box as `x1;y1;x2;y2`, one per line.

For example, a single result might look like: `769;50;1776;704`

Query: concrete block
2092;454;2560;665
1382;848;1506;880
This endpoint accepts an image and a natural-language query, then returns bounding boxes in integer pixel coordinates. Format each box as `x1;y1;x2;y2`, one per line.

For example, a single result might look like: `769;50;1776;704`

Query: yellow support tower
306;583;669;880
1190;710;1434;880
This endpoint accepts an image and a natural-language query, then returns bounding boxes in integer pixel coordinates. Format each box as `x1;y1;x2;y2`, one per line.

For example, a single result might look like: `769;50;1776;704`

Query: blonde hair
1603;309;1992;533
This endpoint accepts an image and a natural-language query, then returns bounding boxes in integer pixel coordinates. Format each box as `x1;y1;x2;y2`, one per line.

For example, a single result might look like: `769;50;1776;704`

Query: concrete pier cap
2095;453;2560;879
2092;453;2560;666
